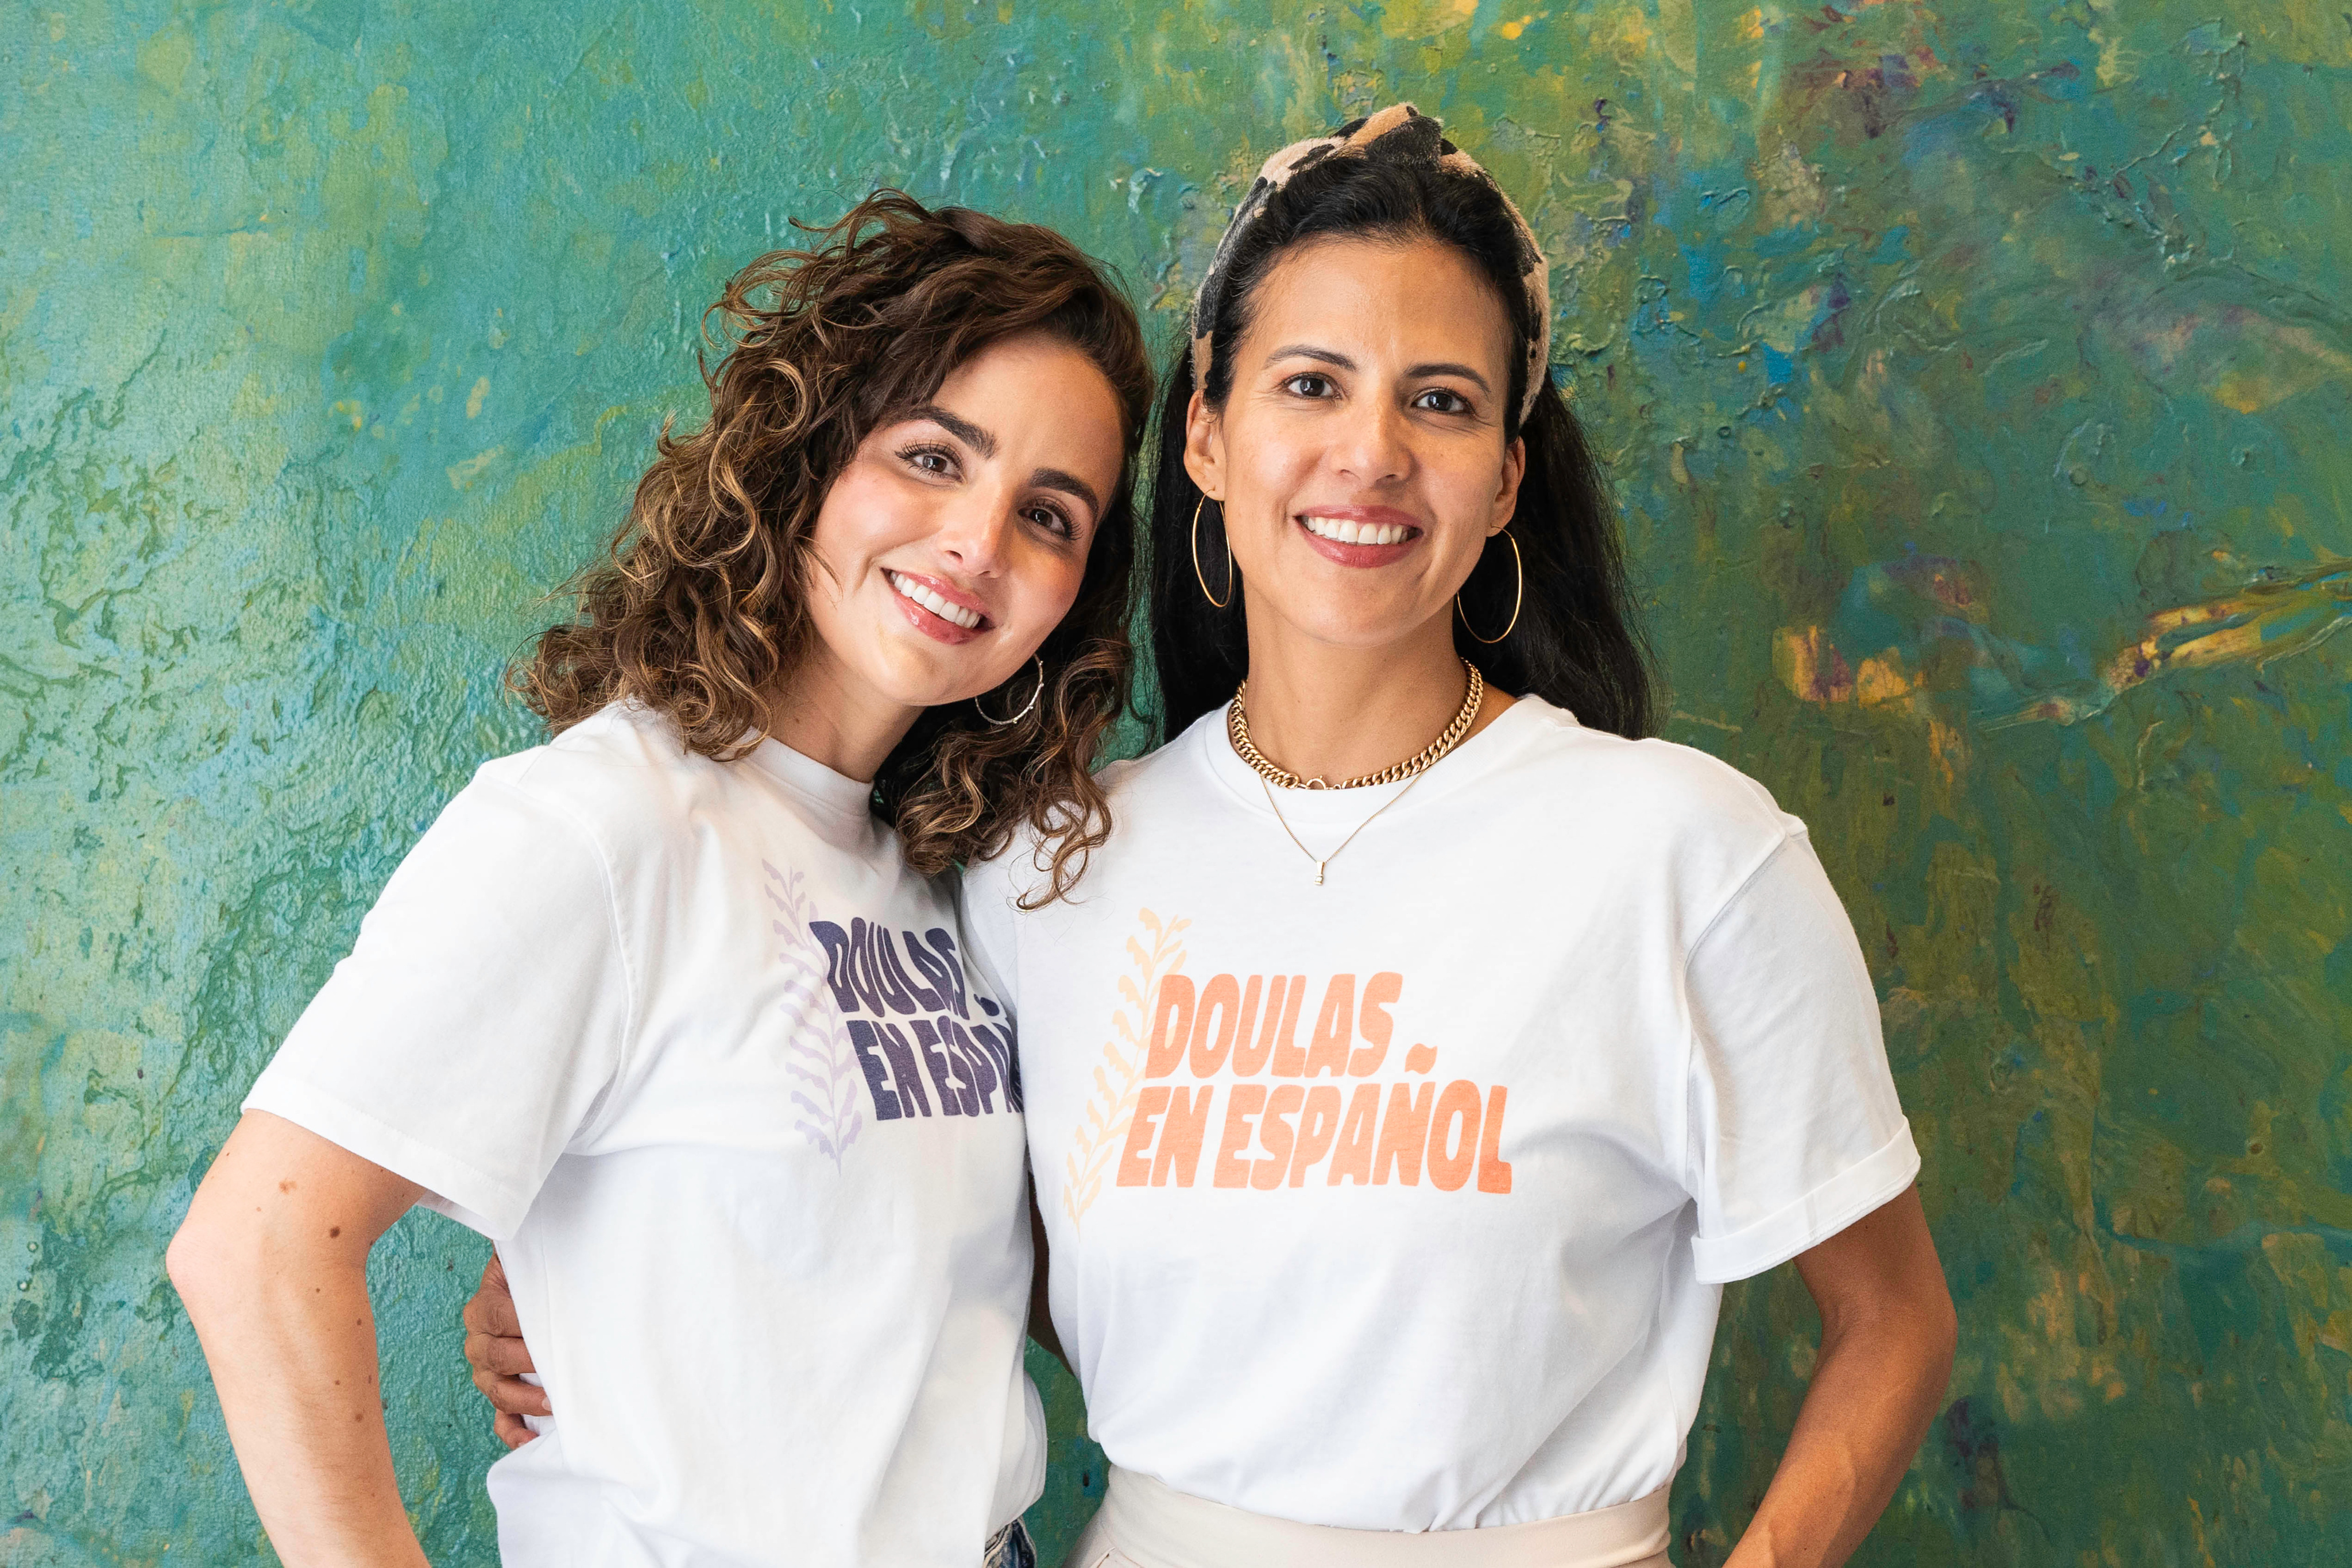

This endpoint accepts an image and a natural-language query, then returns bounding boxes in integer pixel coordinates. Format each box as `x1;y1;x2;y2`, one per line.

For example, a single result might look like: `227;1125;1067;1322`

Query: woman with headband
465;107;1955;1567
974;106;1958;1566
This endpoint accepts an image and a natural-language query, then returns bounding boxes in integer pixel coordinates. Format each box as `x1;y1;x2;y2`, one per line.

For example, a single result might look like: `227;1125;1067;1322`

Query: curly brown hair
512;191;1154;903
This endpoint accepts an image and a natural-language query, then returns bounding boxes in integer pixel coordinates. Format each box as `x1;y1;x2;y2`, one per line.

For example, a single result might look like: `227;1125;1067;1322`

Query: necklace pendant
1314;861;1327;886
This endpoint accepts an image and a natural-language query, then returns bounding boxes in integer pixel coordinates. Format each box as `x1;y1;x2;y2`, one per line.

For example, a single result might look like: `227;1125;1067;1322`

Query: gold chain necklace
1229;659;1486;886
1228;658;1484;791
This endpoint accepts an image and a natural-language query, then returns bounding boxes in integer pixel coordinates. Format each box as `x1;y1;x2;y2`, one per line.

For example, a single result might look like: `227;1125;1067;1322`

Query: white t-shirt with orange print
961;695;1918;1531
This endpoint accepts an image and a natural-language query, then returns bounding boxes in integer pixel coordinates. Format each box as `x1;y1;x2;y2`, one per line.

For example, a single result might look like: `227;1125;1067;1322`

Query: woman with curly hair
165;191;1151;1567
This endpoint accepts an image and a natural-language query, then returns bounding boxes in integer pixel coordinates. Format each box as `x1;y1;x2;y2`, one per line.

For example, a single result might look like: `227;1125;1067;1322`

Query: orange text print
1114;969;1511;1197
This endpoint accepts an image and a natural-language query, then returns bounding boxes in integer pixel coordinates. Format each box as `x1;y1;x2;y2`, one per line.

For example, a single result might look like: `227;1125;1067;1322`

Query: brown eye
1284;373;1338;399
1413;388;1471;414
900;444;958;477
1022;503;1074;540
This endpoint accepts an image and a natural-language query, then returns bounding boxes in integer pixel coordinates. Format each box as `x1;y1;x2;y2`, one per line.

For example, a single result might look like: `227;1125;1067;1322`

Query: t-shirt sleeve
1681;828;1919;1284
954;846;1029;1028
242;773;636;1240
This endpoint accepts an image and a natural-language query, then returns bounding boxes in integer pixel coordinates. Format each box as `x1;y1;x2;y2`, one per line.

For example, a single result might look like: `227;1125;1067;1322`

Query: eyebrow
910;404;997;459
911;404;1100;518
1030;466;1101;518
1260;344;1494;396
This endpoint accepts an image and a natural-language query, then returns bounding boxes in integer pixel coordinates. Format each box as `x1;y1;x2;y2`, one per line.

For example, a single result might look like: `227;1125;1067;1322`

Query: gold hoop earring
1191;496;1234;609
1455;528;1523;645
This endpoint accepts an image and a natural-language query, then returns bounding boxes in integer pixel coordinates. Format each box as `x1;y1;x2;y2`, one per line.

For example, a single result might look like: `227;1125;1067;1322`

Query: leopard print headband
1189;103;1552;424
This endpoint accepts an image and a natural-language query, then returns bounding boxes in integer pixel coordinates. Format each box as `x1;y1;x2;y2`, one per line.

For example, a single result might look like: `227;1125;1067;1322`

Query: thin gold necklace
1231;660;1485;885
1257;768;1434;886
1229;658;1483;790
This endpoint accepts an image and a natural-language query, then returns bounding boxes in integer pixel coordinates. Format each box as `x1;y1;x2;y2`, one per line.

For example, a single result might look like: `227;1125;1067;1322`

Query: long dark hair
1144;154;1653;741
514;191;1154;903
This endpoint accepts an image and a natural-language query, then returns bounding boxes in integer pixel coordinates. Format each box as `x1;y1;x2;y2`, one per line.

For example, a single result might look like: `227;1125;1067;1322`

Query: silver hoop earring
976;656;1046;727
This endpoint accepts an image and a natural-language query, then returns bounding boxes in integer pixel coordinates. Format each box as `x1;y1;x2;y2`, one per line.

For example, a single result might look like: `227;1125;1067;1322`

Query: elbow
1926;1284;1959;1385
1895;1275;1959;1411
164;1210;219;1311
165;1198;252;1321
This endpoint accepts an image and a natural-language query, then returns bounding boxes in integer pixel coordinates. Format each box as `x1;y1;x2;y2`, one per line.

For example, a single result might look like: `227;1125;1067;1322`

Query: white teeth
1303;515;1410;547
887;571;981;629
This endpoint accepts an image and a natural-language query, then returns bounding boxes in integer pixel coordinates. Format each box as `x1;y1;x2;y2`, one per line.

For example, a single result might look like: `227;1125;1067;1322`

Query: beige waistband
1068;1466;1672;1568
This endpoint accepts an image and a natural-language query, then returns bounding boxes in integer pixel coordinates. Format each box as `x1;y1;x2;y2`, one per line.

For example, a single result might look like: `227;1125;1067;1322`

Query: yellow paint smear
446;447;503;490
1775;628;1920;707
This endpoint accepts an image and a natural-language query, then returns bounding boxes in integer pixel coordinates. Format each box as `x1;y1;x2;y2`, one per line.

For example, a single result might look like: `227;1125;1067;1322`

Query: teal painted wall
5;2;2349;1563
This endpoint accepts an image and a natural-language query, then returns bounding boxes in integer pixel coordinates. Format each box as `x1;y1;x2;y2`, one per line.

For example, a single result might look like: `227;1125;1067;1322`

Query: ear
1490;434;1527;534
1181;387;1224;500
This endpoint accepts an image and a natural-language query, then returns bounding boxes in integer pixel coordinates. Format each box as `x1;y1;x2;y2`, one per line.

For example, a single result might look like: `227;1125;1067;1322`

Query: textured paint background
4;1;2349;1562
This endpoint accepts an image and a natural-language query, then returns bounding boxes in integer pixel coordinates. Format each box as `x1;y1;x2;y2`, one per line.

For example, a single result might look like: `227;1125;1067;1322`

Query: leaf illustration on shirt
1062;907;1188;1230
763;861;864;1171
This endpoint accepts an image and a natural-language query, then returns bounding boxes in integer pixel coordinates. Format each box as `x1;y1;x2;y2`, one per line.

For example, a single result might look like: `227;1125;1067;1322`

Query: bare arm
1726;1187;1957;1568
166;1110;433;1567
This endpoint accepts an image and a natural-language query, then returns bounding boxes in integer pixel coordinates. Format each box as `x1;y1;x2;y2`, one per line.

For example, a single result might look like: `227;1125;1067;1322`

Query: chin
862;648;993;713
1273;601;1440;651
871;672;980;714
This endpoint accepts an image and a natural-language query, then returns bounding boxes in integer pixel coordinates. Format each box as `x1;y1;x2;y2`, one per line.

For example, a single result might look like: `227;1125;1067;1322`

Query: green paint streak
5;2;2349;1565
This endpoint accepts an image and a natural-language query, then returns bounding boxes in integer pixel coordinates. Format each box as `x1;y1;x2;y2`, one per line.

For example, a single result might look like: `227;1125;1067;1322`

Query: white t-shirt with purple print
245;701;1043;1567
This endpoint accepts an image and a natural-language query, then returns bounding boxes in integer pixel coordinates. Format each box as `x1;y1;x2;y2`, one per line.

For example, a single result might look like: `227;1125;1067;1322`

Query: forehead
1244;234;1514;373
920;332;1125;466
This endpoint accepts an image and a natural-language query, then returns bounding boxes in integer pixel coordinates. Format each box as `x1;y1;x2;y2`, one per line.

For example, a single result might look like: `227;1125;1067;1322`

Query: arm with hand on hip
166;1110;436;1568
1726;1187;1958;1568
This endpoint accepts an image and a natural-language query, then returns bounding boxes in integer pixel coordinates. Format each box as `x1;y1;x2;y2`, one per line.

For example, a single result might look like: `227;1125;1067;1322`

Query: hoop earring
1191;496;1234;609
1455;528;1523;645
976;656;1046;727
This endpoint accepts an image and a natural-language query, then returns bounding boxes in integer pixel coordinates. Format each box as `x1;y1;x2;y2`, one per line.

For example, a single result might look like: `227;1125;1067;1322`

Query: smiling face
1184;233;1526;653
795;330;1126;722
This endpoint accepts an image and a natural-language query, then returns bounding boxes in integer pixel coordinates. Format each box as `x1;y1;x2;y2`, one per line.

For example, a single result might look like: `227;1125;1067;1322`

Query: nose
931;484;1015;578
1331;394;1412;487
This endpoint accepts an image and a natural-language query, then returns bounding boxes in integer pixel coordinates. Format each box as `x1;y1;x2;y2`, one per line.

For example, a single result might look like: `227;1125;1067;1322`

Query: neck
763;647;924;783
1236;604;1515;784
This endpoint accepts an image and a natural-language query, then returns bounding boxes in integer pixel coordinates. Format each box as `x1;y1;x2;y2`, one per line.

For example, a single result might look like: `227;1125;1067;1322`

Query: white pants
1065;1468;1672;1568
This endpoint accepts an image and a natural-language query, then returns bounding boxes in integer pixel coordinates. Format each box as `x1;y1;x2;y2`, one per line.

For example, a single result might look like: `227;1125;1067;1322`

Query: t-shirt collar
739;734;878;827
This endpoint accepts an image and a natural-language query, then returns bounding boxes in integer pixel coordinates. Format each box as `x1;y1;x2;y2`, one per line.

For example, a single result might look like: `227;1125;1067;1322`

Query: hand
461;1252;549;1449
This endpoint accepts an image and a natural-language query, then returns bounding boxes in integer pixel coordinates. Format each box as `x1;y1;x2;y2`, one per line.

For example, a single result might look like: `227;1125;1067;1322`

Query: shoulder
1502;702;1799;878
469;702;726;866
1093;720;1207;805
1545;719;1782;830
963;718;1206;904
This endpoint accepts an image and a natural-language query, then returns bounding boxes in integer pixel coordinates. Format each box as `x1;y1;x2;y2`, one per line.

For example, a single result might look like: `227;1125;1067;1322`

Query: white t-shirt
961;696;1917;1531
246;703;1043;1567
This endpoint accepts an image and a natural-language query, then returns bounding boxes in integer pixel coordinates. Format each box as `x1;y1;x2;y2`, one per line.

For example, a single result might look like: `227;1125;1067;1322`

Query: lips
882;568;993;646
1302;513;1416;547
885;568;989;634
1294;505;1423;567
